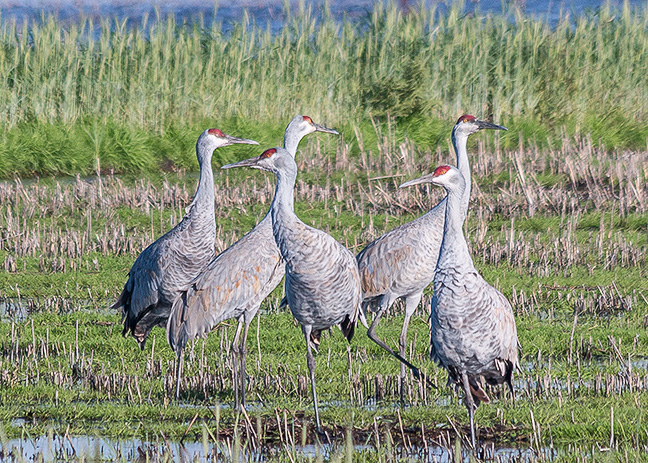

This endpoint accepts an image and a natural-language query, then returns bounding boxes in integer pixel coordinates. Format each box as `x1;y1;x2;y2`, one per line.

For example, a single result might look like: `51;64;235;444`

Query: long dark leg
461;372;477;449
231;319;244;410
238;318;252;409
367;297;423;381
398;314;412;404
398;294;420;403
302;325;321;433
174;347;184;400
506;364;516;407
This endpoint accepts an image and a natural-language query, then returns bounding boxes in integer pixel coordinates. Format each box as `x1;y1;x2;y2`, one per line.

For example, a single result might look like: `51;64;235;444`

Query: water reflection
1;433;547;462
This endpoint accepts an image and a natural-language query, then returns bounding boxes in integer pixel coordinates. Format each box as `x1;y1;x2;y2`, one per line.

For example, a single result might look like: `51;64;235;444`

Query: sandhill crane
401;164;520;448
167;116;338;405
356;115;506;395
223;147;362;433
112;129;258;349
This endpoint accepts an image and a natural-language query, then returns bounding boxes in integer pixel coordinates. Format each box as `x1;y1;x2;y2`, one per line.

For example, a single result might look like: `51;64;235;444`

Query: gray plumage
357;115;507;389
166;116;338;405
112;129;258;349
409;164;520;448
224;146;362;433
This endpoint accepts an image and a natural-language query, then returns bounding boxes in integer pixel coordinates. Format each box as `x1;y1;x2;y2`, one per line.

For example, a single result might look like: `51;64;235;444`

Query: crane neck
283;130;305;157
437;182;474;272
451;129;471;219
188;140;216;220
269;158;298;226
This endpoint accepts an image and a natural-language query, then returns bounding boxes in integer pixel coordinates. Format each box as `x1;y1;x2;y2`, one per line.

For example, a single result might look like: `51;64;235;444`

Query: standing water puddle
1;434;549;462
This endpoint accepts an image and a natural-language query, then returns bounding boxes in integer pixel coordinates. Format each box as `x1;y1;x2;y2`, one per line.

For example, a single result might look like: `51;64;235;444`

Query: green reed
0;2;648;177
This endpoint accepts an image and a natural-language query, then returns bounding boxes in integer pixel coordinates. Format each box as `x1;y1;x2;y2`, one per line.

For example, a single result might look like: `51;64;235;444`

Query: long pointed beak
221;155;261;169
225;135;259;145
399;172;437;188
313;123;339;135
476;120;507;131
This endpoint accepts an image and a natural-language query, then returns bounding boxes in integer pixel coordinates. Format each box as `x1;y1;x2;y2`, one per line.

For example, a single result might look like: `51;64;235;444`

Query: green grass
1;3;648;176
0;4;647;458
0;145;646;459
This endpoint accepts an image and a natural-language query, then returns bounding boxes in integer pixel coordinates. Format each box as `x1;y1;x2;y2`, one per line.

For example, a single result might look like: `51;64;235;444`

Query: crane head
428;165;466;193
286;115;339;139
221;147;293;174
399;164;464;191
433;165;452;177
454;115;507;136
202;128;259;148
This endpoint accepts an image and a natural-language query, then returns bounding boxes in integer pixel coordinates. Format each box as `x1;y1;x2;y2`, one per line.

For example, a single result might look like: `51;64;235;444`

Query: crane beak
476;120;507;131
224;135;260;146
221;155;261;169
313;123;339;135
399;172;436;188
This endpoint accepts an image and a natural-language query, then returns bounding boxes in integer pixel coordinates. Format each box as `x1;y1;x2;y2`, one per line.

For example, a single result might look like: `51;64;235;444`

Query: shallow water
1;433;546;462
0;0;645;30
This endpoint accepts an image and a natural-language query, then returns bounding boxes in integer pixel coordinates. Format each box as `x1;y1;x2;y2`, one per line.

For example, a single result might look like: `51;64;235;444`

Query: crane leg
506;367;516;407
461;372;478;450
398;312;412;404
367;299;423;381
238;318;252;409
231;319;245;411
174;347;184;400
302;325;322;433
398;293;420;403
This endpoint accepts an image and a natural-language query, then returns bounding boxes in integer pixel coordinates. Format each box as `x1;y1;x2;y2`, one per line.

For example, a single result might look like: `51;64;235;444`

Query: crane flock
114;114;517;447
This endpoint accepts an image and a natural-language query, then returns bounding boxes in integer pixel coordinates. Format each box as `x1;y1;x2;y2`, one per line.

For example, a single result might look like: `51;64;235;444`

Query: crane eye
260;148;277;159
302;116;313;124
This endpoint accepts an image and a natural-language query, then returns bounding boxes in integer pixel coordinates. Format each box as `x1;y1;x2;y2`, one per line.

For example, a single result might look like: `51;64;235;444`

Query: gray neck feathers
270;157;297;225
451;128;471;219
189;137;216;218
284;125;305;157
437;180;473;271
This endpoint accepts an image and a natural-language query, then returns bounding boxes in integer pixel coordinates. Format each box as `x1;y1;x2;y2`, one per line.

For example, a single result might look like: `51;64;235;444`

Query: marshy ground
0;131;647;462
0;2;647;461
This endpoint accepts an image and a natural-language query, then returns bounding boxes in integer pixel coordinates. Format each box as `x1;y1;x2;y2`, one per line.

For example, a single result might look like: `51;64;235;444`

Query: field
0;2;648;462
1;127;647;461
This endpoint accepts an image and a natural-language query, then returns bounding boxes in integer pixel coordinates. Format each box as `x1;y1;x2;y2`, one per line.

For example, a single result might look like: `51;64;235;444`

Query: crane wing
113;241;165;340
167;221;283;352
357;204;444;301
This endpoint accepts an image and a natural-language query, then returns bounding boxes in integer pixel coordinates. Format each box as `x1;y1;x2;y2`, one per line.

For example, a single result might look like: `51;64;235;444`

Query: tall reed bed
0;2;647;176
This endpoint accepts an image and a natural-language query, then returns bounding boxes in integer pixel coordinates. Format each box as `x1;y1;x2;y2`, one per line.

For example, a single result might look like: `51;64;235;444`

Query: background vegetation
0;2;647;177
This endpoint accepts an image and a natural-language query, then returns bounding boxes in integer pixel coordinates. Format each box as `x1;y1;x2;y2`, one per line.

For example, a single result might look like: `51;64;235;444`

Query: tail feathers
110;290;125;312
309;330;322;353
112;285;142;343
166;291;190;355
340;314;355;343
469;378;490;406
120;301;163;351
279;296;288;310
485;359;516;396
501;359;517;400
358;305;369;330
